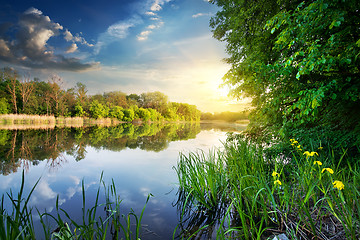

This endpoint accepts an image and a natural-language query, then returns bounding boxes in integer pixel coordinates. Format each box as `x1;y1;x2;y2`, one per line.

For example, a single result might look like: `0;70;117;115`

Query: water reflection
0;123;201;175
0;122;247;239
174;187;232;239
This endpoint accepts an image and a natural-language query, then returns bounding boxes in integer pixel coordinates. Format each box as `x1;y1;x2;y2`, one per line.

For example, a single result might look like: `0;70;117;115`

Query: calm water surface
0;122;246;239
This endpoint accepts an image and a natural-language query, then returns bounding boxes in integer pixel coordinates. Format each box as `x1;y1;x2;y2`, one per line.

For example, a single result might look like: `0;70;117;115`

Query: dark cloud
0;7;97;71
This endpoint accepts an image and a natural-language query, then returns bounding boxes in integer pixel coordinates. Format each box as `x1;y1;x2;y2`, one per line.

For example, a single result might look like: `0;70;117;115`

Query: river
0;122;246;239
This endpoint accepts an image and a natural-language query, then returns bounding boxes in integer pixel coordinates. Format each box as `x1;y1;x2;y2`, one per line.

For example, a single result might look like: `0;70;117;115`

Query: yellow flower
313;161;322;166
272;171;279;177
297;145;302;150
274;180;282;185
333;180;344;190
303;151;319;157
321;168;334;174
318;146;323;150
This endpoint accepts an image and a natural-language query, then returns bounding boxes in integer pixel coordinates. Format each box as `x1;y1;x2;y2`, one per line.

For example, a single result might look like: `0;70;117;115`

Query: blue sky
0;0;249;112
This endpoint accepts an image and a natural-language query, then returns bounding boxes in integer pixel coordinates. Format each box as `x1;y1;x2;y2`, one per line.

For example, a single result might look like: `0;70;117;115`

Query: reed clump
0;114;56;125
0;171;152;240
174;133;360;239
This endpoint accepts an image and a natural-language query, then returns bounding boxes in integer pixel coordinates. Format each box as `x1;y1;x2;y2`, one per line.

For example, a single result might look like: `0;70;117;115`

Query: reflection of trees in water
0;123;201;175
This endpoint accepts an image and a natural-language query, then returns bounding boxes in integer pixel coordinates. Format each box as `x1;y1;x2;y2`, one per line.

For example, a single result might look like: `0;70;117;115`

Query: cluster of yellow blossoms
272;171;282;186
272;139;345;191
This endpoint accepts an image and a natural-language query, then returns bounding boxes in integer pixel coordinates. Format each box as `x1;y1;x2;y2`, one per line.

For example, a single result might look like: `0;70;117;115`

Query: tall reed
174;133;360;239
0;171;152;240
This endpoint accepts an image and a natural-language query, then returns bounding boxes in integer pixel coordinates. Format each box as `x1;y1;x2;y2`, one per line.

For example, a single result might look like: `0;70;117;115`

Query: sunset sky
0;0;250;112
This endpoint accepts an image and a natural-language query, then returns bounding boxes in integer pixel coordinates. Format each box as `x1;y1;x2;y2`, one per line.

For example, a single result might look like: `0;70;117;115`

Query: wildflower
313;161;322;166
318;146;323;150
290;139;299;145
274;180;282;185
322;168;334;174
297;145;302;151
272;171;280;177
303;151;319;157
333;180;344;190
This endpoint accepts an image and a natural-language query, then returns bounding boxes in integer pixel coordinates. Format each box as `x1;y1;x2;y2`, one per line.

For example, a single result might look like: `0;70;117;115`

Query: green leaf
356;39;360;47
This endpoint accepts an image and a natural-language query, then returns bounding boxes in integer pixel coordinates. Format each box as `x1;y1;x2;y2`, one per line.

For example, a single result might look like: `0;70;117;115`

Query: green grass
174;133;360;239
0;172;152;240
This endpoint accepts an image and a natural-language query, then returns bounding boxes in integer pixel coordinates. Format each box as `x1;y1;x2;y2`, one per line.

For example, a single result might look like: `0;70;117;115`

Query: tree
19;74;35;113
136;108;151;121
122;108;135;122
109;106;124;120
139;91;169;115
48;74;65;116
104;91;128;108
75;82;88;106
210;0;360;147
74;104;86;117
2;68;19;114
89;100;108;119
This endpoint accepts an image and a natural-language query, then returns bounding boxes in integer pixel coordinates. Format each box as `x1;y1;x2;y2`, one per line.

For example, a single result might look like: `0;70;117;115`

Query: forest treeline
0;67;250;123
0;67;202;122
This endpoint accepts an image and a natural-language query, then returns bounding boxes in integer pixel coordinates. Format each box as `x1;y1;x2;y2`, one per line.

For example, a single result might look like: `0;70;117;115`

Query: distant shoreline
0;114;249;130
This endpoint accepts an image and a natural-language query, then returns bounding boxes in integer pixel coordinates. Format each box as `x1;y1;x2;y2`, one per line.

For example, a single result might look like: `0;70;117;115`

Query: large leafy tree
210;0;360;147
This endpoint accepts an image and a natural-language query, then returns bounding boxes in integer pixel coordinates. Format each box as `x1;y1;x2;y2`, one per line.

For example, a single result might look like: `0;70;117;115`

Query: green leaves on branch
211;0;360;146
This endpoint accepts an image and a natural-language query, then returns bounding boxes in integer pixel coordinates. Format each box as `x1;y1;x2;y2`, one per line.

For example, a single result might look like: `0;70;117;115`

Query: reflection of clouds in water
36;180;57;199
0;175;15;190
66;179;96;199
66;186;78;199
69;175;81;185
30;180;65;213
140;187;151;197
28;176;97;215
118;189;137;206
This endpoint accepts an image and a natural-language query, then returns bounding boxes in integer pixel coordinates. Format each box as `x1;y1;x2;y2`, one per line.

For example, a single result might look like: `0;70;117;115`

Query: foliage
74;104;86;117
210;0;360;149
0;98;9;114
109;106;124;120
122;108;135;122
89;100;109;119
135;107;151;121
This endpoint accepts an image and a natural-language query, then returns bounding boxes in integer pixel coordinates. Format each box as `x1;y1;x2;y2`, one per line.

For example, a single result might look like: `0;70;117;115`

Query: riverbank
0;114;249;130
174;133;360;239
0;114;145;130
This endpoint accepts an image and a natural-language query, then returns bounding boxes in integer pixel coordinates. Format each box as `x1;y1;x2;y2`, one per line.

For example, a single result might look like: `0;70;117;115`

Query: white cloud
64;29;73;41
94;15;143;54
149;0;172;12
147;24;157;29
0;7;97;71
192;12;213;18
0;39;11;56
145;11;156;16
24;7;43;15
66;43;78;53
137;30;152;41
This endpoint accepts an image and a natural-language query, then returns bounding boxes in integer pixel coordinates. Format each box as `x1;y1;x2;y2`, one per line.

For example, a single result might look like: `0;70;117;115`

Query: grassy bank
174;133;360;239
0;172;151;240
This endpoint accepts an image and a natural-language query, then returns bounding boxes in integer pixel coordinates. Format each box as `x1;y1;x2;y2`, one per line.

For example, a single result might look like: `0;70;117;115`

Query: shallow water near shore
0;122;246;239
